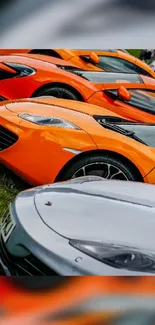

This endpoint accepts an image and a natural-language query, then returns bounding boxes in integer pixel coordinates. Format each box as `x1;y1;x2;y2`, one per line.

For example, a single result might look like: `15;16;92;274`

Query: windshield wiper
69;71;89;80
99;120;135;135
97;119;147;145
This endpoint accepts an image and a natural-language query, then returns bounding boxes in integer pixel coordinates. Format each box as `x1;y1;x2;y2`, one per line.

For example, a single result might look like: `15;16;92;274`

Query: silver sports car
1;175;155;276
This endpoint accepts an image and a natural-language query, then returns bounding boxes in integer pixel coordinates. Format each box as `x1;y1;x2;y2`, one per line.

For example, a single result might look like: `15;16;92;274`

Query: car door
104;87;155;123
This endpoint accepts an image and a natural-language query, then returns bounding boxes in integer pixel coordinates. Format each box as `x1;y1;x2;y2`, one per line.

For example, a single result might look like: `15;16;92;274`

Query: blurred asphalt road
0;0;154;48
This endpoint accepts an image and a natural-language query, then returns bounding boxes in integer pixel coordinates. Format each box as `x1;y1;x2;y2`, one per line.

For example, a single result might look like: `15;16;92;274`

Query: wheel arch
55;149;144;182
31;82;85;101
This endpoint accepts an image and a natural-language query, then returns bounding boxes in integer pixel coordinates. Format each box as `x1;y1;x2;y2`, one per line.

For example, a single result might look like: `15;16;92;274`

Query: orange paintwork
0;97;155;186
1;277;155;325
0;49;30;55
0;53;93;101
0;49;154;78
85;74;155;123
55;49;155;76
0;54;155;122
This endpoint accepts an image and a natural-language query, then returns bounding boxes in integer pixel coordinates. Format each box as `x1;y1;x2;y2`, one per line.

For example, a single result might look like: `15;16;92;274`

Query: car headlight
69;240;155;272
18;114;81;129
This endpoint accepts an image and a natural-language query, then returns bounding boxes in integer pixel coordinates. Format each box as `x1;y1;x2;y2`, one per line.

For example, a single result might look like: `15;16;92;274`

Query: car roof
0;53;76;68
70;49;118;54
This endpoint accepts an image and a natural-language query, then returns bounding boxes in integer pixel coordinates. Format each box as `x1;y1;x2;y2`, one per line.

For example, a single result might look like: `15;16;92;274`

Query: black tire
35;86;81;101
61;154;138;182
7;277;72;292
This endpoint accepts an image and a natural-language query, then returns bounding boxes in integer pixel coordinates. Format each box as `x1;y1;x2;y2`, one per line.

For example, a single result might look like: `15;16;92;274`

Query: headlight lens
70;240;155;272
19;114;81;129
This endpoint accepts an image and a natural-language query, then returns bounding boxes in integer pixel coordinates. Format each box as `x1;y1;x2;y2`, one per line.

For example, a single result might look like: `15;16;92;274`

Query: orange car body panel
0;97;155;186
56;49;155;76
1;277;155;325
86;75;155;123
0;49;31;55
0;49;154;77
0;54;155;122
0;54;98;101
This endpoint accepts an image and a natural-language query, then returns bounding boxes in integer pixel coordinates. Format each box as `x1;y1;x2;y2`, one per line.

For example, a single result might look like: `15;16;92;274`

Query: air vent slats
0;126;18;151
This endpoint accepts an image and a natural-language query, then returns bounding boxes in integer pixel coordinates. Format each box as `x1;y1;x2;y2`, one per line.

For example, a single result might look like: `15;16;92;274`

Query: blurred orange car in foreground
0;49;154;78
1;97;155;186
0;53;155;122
1;277;155;325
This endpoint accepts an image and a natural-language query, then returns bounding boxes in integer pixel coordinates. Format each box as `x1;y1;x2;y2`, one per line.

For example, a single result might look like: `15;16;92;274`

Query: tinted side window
97;56;152;76
106;89;155;114
125;90;155;114
0;69;15;80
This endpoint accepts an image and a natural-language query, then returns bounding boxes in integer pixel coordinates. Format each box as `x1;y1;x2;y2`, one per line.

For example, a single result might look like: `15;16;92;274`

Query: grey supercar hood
34;178;155;250
3;176;155;275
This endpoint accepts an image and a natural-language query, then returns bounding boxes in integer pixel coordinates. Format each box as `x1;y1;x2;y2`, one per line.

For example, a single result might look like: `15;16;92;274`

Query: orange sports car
0;49;154;78
1;53;155;123
0;96;155;186
47;49;155;77
1;277;155;325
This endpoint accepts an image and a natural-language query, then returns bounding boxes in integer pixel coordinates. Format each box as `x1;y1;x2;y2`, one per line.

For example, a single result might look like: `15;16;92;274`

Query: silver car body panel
2;176;155;275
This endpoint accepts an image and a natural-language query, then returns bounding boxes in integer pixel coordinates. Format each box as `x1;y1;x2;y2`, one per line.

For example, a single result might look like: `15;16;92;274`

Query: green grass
126;49;142;58
0;165;28;219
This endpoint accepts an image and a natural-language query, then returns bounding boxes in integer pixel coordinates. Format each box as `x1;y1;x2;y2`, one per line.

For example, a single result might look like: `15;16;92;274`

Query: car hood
34;179;155;251
4;97;123;119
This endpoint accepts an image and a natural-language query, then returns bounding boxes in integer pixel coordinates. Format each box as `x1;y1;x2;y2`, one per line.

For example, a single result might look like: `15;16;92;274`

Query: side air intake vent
0;126;18;151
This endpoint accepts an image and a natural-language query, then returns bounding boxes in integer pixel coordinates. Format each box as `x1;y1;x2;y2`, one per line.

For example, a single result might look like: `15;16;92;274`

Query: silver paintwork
2;176;155;275
63;148;83;154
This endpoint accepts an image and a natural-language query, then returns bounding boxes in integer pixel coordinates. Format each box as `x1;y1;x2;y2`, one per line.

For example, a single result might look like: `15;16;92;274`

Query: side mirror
117;86;131;101
89;52;100;64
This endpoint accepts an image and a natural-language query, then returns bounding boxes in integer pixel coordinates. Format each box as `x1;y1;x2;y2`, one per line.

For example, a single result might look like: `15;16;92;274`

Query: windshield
96;56;151;76
111;122;155;147
94;116;155;147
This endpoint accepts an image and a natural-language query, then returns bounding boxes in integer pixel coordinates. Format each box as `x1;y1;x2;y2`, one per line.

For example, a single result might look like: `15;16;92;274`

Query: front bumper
0;193;97;276
0;236;58;276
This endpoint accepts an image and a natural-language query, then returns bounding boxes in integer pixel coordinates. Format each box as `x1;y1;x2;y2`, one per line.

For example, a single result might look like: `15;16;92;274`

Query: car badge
45;201;52;206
